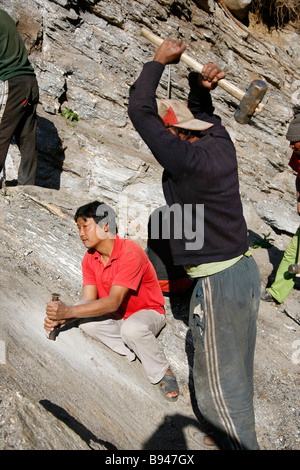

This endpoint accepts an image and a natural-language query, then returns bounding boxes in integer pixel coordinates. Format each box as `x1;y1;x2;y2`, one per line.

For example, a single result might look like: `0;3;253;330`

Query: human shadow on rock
142;412;212;450
40;399;117;450
35;115;65;190
248;229;300;289
146;205;195;326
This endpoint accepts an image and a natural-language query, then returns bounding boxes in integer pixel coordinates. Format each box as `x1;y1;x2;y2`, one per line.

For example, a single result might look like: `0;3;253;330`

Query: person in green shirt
0;9;39;185
261;107;300;304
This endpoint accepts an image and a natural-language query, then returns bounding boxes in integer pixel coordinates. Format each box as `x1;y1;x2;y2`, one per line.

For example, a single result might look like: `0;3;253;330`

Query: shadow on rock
166;289;194;326
40;399;117;450
35;115;65;190
248;229;300;290
142;413;213;450
248;229;283;284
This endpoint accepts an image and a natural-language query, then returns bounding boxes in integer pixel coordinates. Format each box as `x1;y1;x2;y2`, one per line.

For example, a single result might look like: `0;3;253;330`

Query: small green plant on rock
60;107;79;122
251;232;275;249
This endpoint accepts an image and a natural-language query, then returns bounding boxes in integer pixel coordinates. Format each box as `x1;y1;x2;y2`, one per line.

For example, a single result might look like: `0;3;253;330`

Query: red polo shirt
81;235;165;320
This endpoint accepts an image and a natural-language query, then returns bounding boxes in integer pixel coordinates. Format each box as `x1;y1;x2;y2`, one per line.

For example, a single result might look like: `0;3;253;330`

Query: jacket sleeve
128;61;200;177
188;71;215;118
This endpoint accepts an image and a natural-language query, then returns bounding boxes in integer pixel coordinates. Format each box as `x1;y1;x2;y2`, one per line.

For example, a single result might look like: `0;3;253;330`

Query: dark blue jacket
128;61;248;265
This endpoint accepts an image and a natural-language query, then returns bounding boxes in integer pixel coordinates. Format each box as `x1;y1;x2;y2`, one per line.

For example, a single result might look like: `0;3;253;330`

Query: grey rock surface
0;0;299;451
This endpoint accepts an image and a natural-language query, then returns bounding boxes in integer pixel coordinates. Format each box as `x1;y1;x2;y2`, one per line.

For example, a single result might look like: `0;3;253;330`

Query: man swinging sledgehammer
128;36;261;450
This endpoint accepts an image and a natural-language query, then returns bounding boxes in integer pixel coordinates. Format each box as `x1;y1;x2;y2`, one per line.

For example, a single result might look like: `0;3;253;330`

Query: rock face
221;0;252;20
2;0;300;234
0;0;299;451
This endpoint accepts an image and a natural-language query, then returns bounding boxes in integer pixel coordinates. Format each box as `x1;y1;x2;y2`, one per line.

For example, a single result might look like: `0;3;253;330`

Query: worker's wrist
67;305;78;319
153;55;167;66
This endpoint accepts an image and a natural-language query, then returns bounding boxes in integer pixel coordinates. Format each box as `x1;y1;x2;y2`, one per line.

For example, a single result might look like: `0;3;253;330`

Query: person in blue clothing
128;37;261;450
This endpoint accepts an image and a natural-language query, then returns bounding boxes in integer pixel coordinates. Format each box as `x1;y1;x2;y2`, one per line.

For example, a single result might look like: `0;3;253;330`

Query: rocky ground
0;0;299;452
0;110;299;451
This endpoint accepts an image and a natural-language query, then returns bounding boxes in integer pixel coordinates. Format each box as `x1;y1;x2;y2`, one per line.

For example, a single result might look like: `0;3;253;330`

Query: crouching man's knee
121;318;146;346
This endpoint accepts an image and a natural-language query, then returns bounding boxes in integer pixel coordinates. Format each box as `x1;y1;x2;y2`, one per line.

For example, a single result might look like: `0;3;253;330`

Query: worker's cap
286;105;300;142
157;98;213;132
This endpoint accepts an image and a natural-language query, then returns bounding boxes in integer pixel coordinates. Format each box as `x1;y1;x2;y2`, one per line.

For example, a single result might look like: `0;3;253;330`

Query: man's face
76;217;107;249
167;126;198;142
290;141;300;156
167;127;187;140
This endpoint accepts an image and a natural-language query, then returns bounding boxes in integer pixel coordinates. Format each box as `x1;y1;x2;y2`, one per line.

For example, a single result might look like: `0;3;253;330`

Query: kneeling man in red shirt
44;200;179;401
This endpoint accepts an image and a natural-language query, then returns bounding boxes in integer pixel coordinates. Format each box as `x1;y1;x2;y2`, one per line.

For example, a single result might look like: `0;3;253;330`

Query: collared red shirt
82;235;165;319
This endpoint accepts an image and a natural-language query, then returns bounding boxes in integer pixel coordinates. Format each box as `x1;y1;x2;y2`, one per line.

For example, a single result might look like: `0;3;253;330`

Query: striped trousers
189;255;261;450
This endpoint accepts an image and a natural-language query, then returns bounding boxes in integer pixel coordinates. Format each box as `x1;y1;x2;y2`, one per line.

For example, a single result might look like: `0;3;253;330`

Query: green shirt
185;250;252;278
0;9;35;81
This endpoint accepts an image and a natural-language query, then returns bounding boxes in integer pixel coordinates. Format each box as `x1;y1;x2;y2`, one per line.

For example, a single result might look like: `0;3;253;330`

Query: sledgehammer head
234;80;268;125
288;263;300;275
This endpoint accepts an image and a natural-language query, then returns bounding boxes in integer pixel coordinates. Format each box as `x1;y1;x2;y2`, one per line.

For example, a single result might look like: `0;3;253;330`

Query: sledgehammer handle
141;27;264;112
48;293;60;341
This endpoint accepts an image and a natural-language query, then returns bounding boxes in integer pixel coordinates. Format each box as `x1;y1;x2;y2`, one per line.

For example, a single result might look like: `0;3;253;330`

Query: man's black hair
74;201;118;234
169;126;205;140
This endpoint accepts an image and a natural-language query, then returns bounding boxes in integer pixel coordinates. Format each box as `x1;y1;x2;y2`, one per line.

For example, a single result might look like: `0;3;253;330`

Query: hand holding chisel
48;293;60;341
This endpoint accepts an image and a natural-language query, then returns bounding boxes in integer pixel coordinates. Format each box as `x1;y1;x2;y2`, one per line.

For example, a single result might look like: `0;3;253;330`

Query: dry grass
251;0;300;28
